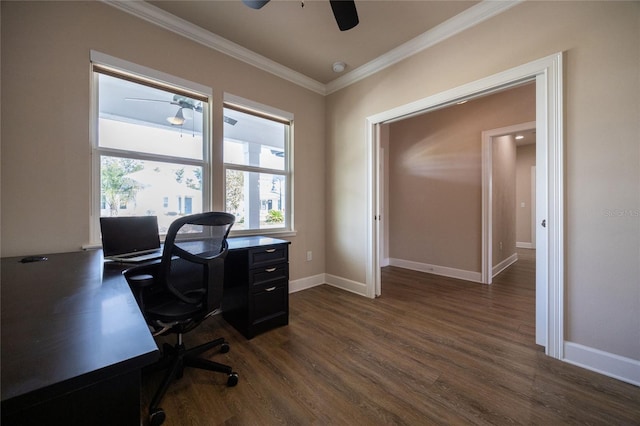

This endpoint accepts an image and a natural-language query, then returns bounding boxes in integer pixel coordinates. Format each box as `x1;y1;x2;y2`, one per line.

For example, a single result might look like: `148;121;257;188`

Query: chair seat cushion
145;293;204;323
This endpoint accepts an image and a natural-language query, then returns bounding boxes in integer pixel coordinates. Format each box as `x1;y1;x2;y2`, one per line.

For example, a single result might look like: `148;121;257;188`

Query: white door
535;75;548;348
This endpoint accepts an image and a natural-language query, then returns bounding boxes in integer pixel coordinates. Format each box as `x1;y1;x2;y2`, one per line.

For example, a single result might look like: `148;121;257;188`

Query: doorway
482;121;537;285
366;53;564;359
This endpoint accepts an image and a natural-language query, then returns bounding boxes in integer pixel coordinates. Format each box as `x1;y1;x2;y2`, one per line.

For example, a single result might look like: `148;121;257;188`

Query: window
91;53;211;239
223;96;292;234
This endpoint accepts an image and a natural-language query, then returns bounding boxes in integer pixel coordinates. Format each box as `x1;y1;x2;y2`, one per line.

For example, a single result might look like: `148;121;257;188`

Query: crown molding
325;0;524;94
103;0;522;97
102;0;327;95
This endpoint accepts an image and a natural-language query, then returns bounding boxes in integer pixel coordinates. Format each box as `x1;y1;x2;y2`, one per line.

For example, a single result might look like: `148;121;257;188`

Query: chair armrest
123;262;161;313
127;273;155;288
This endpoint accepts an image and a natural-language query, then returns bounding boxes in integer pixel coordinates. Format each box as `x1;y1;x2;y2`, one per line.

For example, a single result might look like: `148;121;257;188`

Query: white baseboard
492;252;518;277
563;341;640;386
516;242;535;249
325;274;368;297
388;258;482;283
289;273;325;293
289;273;368;297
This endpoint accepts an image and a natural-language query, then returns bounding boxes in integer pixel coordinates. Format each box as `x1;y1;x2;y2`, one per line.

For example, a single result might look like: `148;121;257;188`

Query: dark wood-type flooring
142;249;640;425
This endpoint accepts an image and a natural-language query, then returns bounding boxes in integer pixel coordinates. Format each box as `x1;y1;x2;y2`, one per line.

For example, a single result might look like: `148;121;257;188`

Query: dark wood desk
1;250;160;426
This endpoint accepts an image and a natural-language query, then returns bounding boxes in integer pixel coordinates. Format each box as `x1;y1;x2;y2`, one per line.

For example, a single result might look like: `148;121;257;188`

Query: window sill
229;229;297;239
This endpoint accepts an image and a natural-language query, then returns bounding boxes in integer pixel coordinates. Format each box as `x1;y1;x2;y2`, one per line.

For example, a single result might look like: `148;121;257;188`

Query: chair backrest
160;212;235;313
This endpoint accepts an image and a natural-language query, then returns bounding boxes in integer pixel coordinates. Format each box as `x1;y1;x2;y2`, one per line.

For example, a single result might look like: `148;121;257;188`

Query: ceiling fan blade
329;0;359;31
242;0;270;10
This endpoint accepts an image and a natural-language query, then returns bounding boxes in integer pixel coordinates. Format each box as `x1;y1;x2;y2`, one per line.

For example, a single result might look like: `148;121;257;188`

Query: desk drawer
250;262;288;287
249;245;288;268
250;283;288;327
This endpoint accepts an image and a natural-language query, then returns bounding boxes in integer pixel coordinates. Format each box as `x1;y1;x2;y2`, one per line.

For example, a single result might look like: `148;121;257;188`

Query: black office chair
124;212;238;426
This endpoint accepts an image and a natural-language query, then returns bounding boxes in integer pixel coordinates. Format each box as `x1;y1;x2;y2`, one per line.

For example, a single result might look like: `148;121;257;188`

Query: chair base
146;336;238;426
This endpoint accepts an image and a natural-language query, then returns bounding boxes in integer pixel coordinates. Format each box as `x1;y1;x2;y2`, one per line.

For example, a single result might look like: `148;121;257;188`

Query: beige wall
516;143;536;245
387;84;533;273
492;134;517;266
326;1;639;360
0;1;326;281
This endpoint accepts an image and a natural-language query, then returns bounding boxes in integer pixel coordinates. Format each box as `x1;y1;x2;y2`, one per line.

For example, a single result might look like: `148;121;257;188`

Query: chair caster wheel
220;342;230;354
149;407;166;426
227;372;239;387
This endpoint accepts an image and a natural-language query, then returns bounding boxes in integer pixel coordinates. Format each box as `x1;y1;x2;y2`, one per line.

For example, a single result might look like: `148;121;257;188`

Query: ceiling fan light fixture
332;61;346;73
167;108;185;126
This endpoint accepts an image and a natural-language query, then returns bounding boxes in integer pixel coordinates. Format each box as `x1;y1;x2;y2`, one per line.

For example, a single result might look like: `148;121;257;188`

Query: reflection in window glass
223;103;291;233
100;156;203;233
225;170;286;231
98;74;203;160
223;108;285;170
93;67;209;236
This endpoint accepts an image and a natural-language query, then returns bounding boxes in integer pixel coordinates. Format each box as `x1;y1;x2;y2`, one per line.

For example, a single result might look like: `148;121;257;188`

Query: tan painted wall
516;143;536;244
492;134;517;266
387;85;533;273
0;1;326;281
326;1;640;359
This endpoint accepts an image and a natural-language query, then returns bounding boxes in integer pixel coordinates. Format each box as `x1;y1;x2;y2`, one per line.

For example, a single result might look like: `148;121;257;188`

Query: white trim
564;342;640;387
492;252;518;278
389;259;483;283
366;122;379;298
545;53;565;360
101;0;520;96
326;0;524;94
289;274;325;293
325;274;368;297
367;52;564;361
530;165;536;248
516;242;535;249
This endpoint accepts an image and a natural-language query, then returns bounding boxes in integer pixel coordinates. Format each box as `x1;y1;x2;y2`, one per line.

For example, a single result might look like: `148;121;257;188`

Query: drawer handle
265;248;276;253
265;286;277;292
265;267;277;272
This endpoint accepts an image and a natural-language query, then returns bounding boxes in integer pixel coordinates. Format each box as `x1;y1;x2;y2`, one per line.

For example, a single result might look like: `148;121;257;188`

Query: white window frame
89;51;213;245
223;93;294;236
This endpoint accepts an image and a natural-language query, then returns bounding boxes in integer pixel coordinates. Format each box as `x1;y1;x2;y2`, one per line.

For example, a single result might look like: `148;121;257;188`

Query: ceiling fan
126;95;238;126
242;0;359;32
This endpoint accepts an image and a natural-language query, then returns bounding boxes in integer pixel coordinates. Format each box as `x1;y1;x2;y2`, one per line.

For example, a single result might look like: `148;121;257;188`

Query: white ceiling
108;1;521;94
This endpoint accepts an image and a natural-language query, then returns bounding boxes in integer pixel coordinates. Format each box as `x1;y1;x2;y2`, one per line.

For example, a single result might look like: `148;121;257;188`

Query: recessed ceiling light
456;100;468;105
515;135;525;140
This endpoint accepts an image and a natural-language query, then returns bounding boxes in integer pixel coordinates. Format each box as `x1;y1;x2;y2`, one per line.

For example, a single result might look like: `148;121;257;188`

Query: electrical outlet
306;251;312;261
499;242;503;251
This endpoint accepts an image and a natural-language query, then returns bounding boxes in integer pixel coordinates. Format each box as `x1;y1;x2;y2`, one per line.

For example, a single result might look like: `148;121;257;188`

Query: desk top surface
227;236;290;250
1;250;160;406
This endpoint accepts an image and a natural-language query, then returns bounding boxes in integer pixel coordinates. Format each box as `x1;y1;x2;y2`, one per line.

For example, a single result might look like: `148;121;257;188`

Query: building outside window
91;53;211;238
223;96;293;234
